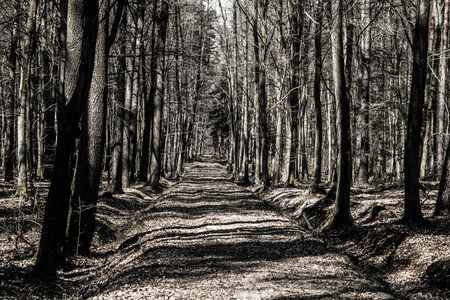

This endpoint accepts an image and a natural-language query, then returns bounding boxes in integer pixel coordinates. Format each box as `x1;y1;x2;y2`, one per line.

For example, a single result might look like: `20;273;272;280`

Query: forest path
93;161;394;299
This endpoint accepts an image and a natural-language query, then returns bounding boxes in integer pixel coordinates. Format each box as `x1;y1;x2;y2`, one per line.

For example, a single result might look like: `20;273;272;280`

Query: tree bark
437;0;449;176
312;2;323;189
110;12;127;194
358;0;371;184
403;0;430;224
35;0;98;276
325;0;353;229
148;0;169;189
4;16;18;183
287;0;302;184
435;138;450;216
67;0;123;255
16;0;39;199
138;0;151;182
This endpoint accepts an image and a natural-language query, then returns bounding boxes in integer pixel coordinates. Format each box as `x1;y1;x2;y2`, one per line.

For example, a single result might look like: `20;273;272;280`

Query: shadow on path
86;161;394;299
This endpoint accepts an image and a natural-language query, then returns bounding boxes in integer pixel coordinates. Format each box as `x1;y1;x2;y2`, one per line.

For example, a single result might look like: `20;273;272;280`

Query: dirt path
92;161;394;299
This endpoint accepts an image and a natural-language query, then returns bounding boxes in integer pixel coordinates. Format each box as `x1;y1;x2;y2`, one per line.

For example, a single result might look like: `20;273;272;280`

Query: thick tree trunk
403;0;430;224
67;0;123;255
148;0;169;189
326;0;353;229
35;0;98;276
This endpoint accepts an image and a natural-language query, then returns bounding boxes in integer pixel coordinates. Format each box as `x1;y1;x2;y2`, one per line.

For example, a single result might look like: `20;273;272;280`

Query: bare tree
16;0;39;199
325;0;353;229
403;0;430;224
148;0;169;189
35;0;98;276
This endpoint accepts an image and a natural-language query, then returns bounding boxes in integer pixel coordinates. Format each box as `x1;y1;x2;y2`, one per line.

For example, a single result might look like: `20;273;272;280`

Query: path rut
93;161;394;299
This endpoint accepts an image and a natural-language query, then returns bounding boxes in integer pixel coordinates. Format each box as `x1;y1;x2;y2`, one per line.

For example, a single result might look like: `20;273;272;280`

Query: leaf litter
0;161;449;299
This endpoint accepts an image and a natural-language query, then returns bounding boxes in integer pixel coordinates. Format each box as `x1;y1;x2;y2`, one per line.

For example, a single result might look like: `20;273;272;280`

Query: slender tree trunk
4;17;17;183
273;73;283;184
242;18;250;183
403;0;430;224
299;93;308;181
16;0;39;199
148;0;169;189
312;3;323;189
252;2;261;184
358;0;371;184
139;0;158;182
420;2;438;179
435;139;450;216
122;36;133;188
129;7;139;183
287;0;302;184
110;13;127;194
437;0;449;176
35;0;98;276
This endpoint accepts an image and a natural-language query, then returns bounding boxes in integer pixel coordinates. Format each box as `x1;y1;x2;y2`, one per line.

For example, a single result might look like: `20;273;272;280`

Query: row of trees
0;0;449;276
0;0;216;276
213;0;449;226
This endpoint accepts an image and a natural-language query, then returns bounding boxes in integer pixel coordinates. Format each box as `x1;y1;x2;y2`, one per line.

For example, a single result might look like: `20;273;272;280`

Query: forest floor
1;158;450;299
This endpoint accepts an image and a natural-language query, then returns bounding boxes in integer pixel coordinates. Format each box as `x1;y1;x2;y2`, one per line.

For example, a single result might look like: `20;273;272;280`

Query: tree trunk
35;0;98;276
287;0;302;184
139;0;158;182
358;0;371;184
110;13;127;194
403;0;430;224
4;16;17;183
437;0;449;177
326;0;353;229
420;1;438;179
16;0;39;199
312;3;323;189
435;138;450;216
148;0;169;189
67;0;123;255
242;18;250;183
